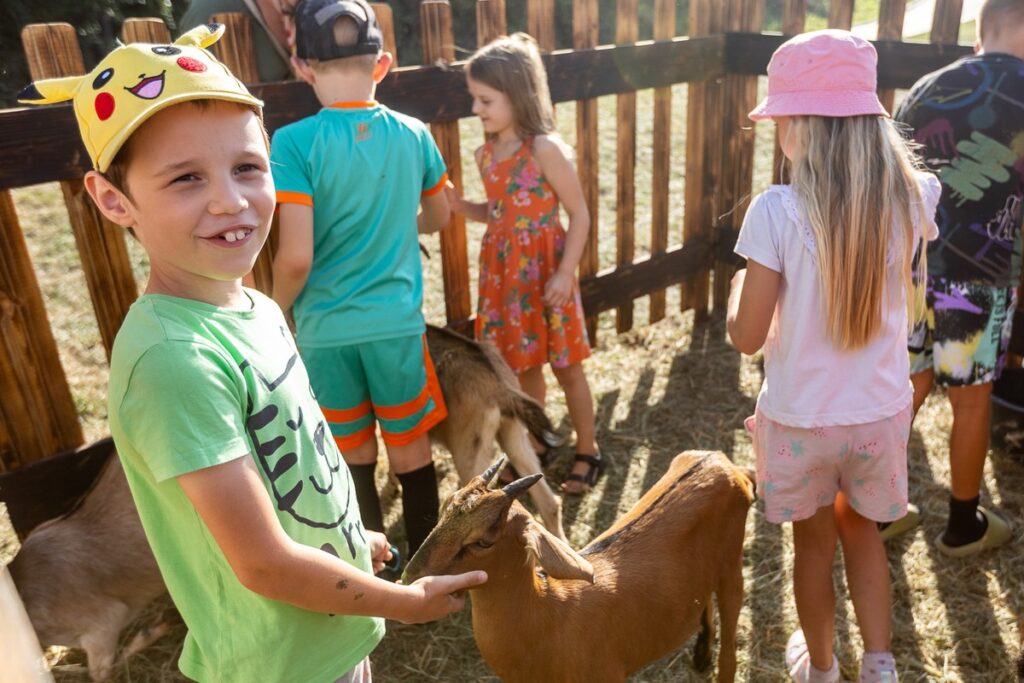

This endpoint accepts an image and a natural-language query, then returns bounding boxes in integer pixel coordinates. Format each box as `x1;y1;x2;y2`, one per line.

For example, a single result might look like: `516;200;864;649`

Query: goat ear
524;519;594;583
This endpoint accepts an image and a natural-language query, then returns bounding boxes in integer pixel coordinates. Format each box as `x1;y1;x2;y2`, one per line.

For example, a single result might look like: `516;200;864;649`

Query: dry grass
4;73;1022;683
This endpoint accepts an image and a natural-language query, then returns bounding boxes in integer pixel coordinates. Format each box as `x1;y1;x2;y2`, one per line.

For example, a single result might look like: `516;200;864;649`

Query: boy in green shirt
19;23;484;683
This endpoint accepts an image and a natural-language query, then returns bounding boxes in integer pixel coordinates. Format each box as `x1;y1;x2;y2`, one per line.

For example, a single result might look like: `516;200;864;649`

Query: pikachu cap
17;24;262;173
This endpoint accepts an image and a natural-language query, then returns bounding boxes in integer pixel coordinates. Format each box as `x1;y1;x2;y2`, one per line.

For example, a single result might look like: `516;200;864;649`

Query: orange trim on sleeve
333;424;377;451
321;401;372;424
421;172;449;197
276;190;313;207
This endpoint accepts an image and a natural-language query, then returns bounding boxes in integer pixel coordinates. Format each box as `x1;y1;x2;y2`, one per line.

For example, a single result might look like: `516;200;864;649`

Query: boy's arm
271;204;314;313
177;456;487;623
417;187;451;234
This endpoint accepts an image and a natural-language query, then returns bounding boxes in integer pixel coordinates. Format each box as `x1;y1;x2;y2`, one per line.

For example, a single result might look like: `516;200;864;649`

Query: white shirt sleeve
735;190;784;273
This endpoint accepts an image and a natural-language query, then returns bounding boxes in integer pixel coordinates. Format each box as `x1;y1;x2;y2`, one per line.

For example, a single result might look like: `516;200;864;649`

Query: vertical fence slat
422;1;472;330
931;0;964;44
21;23;139;363
682;0;722;321
121;18;172;44
0;191;83;470
476;0;507;47
877;1;907;112
715;0;764;313
614;0;637;333
370;3;399;66
212;12;261;84
574;0;600;341
828;0;854;29
772;1;807;185
527;0;556;52
648;0;675;324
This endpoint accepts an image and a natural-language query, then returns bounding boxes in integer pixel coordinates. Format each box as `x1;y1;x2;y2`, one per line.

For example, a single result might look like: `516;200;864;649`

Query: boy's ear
373;52;394;83
290;55;317;86
84;171;135;229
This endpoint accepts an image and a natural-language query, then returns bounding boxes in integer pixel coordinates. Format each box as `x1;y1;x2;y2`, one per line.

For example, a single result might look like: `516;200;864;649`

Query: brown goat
426;324;566;540
9;457;167;681
403;450;755;683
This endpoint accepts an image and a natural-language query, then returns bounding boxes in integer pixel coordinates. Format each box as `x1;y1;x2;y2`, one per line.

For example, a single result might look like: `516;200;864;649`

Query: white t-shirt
734;173;941;427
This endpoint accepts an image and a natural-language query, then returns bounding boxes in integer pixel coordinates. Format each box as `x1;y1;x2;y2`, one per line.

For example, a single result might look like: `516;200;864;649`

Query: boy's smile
106;101;275;307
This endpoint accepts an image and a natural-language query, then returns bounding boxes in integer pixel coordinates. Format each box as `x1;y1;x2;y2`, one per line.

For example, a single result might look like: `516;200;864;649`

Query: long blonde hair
466;33;555;139
786;115;927;350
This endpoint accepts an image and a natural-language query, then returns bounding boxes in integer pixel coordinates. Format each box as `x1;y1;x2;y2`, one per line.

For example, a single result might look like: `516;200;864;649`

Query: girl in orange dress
447;33;601;494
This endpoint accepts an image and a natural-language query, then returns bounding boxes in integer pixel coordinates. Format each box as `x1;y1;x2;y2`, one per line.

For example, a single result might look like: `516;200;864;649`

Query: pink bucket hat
749;29;888;121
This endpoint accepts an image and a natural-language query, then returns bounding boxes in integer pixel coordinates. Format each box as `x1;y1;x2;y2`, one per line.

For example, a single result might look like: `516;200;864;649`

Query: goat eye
474;539;493;549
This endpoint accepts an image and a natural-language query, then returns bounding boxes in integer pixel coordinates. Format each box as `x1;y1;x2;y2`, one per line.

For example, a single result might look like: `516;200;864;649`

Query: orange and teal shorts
302;334;447;451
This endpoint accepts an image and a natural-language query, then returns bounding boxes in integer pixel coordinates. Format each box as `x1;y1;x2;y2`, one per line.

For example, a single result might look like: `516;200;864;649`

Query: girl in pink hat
727;30;942;683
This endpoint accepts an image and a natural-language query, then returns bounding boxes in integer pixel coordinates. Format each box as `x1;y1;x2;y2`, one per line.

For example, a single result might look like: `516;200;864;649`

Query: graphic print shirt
896;53;1024;286
108;290;383;683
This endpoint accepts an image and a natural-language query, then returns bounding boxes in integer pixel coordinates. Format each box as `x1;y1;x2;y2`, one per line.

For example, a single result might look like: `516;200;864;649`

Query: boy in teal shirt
19;23;482;683
271;0;451;557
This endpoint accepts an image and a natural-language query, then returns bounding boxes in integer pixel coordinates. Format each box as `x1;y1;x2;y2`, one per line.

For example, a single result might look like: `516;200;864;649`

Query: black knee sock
397;462;439;557
349;463;384;533
943;494;987;547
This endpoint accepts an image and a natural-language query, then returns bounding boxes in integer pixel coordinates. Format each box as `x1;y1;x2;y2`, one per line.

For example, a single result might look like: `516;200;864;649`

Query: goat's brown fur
404;450;755;683
426;324;565;539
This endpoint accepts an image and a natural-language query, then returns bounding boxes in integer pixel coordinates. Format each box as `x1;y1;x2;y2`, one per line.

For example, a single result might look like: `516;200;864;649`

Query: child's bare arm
533;136;589;307
446;147;489;222
417;189;451;234
271;204;314;313
177;456;487;624
727;261;781;354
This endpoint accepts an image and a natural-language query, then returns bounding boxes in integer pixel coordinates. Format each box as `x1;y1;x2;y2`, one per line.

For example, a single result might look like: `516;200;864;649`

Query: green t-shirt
179;0;291;83
108;290;384;683
270;102;448;348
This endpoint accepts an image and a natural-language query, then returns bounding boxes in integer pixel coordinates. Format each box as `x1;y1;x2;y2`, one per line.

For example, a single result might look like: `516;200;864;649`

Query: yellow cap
18;24;263;172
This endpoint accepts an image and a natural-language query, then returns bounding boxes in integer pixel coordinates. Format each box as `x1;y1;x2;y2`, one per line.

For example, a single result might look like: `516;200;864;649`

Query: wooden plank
877;0;907;112
527;0;556;51
828;0;854;29
121;18;172;44
21;23;138;362
370;3;399;66
931;0;964;45
422;1;472;328
574;0;600;341
715;0;763;313
0;191;83;470
773;0;807;184
476;0;507;47
615;0;638;333
648;0;675;323
212;12;260;84
0;438;114;538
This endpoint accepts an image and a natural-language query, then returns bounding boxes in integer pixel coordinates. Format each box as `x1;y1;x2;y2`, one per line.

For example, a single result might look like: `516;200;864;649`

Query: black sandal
561;453;603;495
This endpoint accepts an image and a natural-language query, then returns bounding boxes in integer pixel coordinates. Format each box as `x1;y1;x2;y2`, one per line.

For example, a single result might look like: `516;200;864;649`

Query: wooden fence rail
0;0;979;534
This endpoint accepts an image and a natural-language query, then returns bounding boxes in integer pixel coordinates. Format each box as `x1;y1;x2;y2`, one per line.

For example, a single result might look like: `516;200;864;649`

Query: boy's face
88;101;274;303
467;77;515;138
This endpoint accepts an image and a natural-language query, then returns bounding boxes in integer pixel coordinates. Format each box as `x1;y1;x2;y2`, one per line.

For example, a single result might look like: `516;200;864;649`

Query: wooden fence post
574;0;600;341
0;191;83;470
477;0;507;46
527;0;556;52
614;0;637;333
828;0;854;29
20;23;139;363
715;0;764;313
213;12;261;84
648;0;675;324
931;0;964;44
422;0;472;330
877;1;907;112
771;0;806;185
121;18;172;44
682;0;722;321
370;3;399;65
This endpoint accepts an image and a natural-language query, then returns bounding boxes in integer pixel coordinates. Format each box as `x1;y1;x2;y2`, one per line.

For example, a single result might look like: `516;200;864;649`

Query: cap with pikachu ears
17;24;263;173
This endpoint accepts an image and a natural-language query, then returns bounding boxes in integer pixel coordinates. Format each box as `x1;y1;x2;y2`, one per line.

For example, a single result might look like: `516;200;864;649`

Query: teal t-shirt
270;102;448;348
107;290;384;683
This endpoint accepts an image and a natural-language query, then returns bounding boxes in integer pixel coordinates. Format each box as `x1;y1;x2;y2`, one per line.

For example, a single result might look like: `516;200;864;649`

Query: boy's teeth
222;229;249;243
224;232;237;243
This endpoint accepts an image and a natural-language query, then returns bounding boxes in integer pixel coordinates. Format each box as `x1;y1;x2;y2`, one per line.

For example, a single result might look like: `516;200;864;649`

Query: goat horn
482;457;507;488
501;472;543;497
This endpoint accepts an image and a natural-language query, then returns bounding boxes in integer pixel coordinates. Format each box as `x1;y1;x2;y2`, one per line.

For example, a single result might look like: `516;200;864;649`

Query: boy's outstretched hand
366;531;393;574
397;571;488;624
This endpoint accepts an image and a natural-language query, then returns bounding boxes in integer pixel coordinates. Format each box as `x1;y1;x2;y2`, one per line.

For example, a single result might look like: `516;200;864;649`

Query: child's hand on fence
367;531;393;574
444;180;464;213
543;270;574;308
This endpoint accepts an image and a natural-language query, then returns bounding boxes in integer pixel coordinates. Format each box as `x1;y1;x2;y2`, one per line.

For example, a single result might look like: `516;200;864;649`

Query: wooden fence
0;0;977;536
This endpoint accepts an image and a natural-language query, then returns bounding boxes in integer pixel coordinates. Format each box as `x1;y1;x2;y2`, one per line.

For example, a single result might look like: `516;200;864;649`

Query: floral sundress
474;137;591;372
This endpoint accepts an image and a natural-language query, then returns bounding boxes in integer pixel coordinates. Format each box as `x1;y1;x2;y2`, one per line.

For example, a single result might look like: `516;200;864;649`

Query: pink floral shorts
745;404;913;524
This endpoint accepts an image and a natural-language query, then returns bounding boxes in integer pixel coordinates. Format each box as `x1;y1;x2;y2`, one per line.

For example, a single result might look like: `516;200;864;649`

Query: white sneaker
786;630;840;683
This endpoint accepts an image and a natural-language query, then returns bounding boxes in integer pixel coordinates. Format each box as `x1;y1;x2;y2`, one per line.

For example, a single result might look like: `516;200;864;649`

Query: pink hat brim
749;89;889;121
